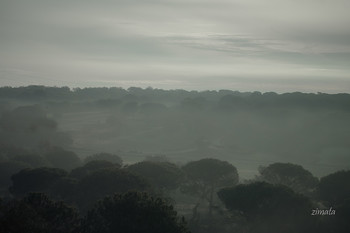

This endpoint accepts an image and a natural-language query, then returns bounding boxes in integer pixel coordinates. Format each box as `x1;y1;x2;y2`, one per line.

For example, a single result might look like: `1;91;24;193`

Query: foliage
126;161;184;191
70;160;118;180
0;161;29;194
1;86;350;232
181;158;239;230
0;193;80;233
44;147;81;171
317;170;350;206
218;182;316;233
330;198;350;233
182;158;239;186
10;167;67;197
49;177;79;201
218;182;312;218
181;158;239;197
81;191;190;233
73;168;150;211
316;198;350;233
258;163;319;194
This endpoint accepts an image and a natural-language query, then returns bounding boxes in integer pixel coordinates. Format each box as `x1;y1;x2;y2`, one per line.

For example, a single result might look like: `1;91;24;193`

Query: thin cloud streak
0;0;349;93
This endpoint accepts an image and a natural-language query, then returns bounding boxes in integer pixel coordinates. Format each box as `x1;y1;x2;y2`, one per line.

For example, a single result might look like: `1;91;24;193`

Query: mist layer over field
1;86;349;178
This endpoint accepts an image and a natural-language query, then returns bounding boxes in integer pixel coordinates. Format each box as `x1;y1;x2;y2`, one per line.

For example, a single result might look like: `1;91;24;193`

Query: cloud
0;0;349;93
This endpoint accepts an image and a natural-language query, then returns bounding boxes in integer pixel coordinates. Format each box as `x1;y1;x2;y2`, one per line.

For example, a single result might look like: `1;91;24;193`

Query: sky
1;0;350;93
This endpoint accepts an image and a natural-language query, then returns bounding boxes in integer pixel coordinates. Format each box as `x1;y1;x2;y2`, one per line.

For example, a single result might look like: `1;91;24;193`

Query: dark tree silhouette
44;147;81;171
0;193;80;233
258;163;318;194
329;198;350;233
73;168;150;211
218;182;316;233
181;158;238;227
0;161;29;195
317;170;350;206
70;160;118;180
81;191;190;233
317;197;350;233
10;167;67;197
126;161;184;192
49;176;78;201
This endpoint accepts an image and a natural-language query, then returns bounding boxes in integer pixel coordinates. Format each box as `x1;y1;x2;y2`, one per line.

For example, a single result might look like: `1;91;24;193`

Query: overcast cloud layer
1;0;350;93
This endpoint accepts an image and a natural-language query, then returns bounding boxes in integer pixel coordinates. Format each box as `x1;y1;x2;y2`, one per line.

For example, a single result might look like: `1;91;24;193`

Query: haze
1;0;350;93
1;1;350;231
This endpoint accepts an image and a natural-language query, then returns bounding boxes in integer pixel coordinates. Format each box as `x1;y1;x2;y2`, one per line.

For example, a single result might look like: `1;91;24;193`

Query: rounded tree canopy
74;168;150;211
218;182;314;220
44;147;81;171
0;161;30;192
259;162;318;194
317;170;350;206
10;167;67;197
126;161;184;190
82;191;190;233
182;158;239;186
70;160;117;180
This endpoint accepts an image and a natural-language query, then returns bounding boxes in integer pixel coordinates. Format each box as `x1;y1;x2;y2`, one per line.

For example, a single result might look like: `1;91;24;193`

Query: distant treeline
1;85;350;233
1;85;350;110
